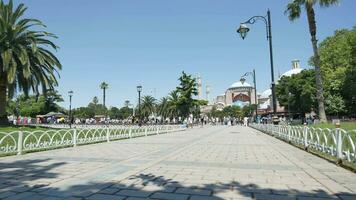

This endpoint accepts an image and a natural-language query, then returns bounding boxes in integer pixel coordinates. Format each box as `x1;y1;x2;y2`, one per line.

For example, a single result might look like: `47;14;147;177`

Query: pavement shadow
1;170;354;199
0;158;66;195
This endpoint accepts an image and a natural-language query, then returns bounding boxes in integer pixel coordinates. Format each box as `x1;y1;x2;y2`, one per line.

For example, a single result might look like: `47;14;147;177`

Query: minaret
206;84;210;103
197;75;202;100
292;59;300;69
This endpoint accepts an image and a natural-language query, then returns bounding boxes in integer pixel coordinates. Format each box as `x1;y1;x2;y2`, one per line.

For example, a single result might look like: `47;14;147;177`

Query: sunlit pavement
0;126;355;199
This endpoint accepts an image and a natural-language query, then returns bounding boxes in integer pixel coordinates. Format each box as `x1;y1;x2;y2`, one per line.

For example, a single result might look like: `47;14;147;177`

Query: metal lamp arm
243;15;269;40
242;71;253;78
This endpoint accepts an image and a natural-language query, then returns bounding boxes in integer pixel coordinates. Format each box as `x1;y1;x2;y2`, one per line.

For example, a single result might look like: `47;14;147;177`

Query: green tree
6;92;64;117
120;106;133;119
43;90;63;114
88;97;107;116
108;107;120;119
73;107;95;119
141;95;156;120
315;27;356;116
176;71;198;119
285;0;339;122
276;69;317;119
325;95;345;117
342;66;356;116
0;0;61;125
92;96;99;105
222;106;242;118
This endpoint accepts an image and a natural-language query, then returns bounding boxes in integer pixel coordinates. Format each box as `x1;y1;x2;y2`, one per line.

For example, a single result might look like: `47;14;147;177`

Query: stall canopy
43;112;67;118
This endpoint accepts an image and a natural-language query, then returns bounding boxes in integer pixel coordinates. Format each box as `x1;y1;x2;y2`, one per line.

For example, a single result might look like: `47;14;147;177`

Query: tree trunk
0;72;9;126
306;3;327;123
103;88;105;108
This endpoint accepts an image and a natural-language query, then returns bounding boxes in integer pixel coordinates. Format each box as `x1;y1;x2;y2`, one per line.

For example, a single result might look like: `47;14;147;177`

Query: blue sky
15;0;356;108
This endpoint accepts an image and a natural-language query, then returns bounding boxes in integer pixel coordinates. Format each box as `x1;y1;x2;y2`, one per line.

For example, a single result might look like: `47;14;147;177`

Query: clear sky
15;0;356;108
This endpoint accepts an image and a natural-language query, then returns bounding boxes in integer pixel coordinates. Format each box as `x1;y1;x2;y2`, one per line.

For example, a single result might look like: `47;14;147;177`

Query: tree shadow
0;158;66;196
1;163;355;200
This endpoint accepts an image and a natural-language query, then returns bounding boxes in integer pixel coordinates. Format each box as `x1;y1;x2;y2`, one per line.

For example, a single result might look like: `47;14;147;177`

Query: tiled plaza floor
0;126;355;199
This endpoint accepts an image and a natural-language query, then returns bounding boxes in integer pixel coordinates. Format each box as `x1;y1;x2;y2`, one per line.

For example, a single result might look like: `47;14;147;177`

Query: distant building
214;59;304;116
214;79;257;111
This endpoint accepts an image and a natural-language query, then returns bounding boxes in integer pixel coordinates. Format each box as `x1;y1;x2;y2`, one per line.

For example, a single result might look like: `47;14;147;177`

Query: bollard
17;131;24;155
106;126;110;142
145;127;148;136
73;128;77;147
129;128;132;138
288;126;292;142
303;123;308;148
335;123;343;160
156;126;159;135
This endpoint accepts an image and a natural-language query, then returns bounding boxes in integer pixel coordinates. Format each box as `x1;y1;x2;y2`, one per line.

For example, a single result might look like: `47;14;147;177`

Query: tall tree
141;95;156;120
100;82;108;108
0;0;61;125
176;71;198;119
276;69;317;120
315;27;356;116
285;0;339;122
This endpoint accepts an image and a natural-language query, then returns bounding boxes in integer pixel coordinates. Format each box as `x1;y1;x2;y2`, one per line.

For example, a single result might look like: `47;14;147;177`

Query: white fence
250;124;356;162
0;125;186;156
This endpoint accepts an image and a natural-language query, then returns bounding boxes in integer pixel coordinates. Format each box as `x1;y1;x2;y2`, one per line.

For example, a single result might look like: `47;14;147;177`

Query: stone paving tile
0;191;17;199
97;188;120;195
175;187;211;196
86;193;126;200
189;195;225;200
3;191;39;200
150;192;189;200
116;189;152;198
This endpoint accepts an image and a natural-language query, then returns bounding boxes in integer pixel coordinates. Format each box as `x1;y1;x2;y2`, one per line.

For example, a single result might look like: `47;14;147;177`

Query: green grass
309;122;356;131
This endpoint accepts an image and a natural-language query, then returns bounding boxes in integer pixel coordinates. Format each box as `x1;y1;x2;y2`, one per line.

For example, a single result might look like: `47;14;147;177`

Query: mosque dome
281;59;303;77
260;89;271;99
228;80;252;89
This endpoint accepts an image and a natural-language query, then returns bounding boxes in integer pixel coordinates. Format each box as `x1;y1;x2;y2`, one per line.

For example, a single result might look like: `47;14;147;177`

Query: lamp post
68;90;73;128
137;85;142;126
241;69;258;122
237;10;277;117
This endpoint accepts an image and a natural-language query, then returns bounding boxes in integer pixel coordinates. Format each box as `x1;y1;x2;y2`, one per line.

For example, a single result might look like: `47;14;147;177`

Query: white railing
250;123;356;162
0;125;186;156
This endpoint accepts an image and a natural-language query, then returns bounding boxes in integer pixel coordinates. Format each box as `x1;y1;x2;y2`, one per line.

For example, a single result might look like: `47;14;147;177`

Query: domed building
214;59;304;116
257;59;304;115
214;79;257;110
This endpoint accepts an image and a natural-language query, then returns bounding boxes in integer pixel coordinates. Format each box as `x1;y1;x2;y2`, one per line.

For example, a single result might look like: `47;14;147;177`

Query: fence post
336;123;343;159
73;128;77;147
145;127;148;136
156;126;159;135
303;123;308;148
17;131;23;155
106;126;110;142
129;127;132;138
288;126;291;142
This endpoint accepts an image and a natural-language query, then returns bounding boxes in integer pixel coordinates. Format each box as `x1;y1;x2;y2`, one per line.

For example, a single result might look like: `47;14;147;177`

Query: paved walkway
0;126;355;200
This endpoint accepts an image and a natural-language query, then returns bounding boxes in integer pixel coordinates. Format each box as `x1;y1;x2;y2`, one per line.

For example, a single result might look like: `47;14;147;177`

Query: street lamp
137;85;142;126
237;10;277;118
68;90;73;128
241;69;258;122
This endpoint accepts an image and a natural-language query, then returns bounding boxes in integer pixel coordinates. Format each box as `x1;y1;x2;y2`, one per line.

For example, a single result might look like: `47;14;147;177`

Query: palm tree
141;95;156;120
167;90;180;119
0;0;61;125
100;82;108;108
158;97;169;119
285;0;339;123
